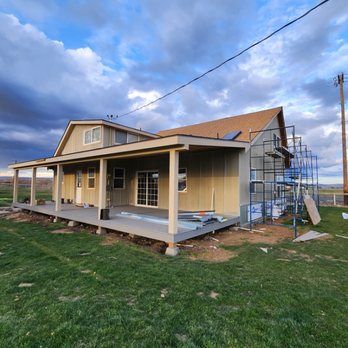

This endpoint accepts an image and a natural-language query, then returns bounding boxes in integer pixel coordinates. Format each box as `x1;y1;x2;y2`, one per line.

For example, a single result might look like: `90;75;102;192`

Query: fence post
333;193;336;206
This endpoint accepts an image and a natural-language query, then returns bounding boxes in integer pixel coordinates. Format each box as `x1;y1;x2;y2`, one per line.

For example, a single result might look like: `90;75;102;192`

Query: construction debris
293;230;328;242
209;291;219;299
304;195;321;225
117;212;201;230
18;283;34;288
336;234;348;239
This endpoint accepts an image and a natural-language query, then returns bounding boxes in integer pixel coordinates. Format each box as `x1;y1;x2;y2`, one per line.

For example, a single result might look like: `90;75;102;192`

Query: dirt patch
181;224;294;262
5;211;52;225
58;295;83;302
188;247;238;262
50;229;74;234
100;232;167;254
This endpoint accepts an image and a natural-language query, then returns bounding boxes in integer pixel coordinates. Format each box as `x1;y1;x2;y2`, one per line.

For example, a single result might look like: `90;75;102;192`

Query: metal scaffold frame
248;125;319;238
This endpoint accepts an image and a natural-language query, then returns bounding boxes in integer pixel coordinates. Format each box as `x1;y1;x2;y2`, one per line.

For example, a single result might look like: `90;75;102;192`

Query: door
75;170;83;205
136;171;159;207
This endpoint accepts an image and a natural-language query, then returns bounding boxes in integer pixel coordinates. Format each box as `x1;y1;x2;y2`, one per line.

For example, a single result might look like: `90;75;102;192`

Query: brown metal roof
158;106;283;142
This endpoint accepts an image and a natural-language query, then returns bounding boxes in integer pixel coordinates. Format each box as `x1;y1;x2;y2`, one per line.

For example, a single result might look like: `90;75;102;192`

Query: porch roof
9;134;248;170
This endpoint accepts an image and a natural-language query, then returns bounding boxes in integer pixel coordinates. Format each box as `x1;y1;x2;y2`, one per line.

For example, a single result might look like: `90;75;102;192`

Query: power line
114;0;330;119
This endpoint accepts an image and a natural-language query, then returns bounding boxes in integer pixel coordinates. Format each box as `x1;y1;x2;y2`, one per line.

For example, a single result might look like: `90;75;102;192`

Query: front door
136;171;159;207
75;170;83;205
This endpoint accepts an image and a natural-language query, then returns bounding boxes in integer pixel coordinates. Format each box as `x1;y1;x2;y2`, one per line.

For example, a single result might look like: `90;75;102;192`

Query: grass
0;206;347;347
0;186;52;207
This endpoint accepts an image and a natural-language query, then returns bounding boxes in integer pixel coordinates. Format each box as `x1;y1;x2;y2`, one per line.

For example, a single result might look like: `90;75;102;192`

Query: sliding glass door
136;171;159;207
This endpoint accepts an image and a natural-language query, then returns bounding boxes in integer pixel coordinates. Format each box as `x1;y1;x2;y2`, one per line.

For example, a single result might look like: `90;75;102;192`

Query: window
127;133;138;143
178;168;187;192
115;130;127;144
84;127;101;145
87;168;95;189
273;133;281;148
250;168;257;194
113;168;125;189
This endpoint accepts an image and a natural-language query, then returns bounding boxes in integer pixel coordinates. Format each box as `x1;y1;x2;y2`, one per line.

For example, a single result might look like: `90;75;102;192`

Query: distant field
0;185;52;207
319;189;344;194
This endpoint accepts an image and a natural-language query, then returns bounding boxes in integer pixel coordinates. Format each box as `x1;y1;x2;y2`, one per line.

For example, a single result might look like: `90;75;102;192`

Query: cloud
0;0;347;184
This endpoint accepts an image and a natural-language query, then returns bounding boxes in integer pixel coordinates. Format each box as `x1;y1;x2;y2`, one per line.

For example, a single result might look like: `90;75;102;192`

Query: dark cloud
0;0;347;183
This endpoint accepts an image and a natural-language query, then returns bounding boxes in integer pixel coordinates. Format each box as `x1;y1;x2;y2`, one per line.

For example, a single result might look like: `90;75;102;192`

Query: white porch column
55;164;63;212
98;158;107;220
30;168;37;206
13;169;19;203
168;149;179;235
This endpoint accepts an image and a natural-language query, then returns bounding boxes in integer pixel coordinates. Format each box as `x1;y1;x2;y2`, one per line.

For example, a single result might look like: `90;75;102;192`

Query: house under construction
248;125;319;237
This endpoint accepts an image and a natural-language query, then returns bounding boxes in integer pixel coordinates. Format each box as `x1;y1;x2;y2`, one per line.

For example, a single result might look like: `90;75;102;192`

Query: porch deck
12;202;240;243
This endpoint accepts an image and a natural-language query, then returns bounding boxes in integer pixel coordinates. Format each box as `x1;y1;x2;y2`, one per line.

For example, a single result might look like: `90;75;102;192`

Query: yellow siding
61;125;105;155
53;149;240;213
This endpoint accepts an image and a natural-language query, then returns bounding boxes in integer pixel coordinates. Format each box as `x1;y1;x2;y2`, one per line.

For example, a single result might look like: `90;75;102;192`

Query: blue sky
0;0;347;183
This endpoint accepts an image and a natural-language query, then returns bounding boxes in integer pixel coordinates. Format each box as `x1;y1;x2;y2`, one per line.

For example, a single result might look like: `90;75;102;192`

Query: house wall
53;161;100;206
108;148;240;214
60;124;152;156
61;125;105;155
53;148;240;214
238;116;283;223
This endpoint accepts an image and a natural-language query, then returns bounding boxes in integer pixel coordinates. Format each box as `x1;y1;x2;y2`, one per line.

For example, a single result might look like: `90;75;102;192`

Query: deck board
12;203;240;243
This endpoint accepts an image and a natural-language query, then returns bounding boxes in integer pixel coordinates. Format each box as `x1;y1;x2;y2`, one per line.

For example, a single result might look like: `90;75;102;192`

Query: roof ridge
158;106;282;134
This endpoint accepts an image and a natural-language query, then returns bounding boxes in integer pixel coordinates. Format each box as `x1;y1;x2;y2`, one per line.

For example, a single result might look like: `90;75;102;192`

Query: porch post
98;158;107;219
97;158;107;235
55;164;63;212
13;169;19;203
166;149;179;256
30;167;37;206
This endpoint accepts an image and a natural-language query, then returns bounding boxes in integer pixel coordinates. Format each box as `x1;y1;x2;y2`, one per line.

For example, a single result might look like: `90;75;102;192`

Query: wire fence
319;192;348;207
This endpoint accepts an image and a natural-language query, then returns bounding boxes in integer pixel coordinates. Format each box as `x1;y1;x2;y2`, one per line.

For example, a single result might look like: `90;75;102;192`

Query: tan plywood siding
107;149;239;214
107;159;132;206
53;162;100;206
53;149;240;213
61;125;105;155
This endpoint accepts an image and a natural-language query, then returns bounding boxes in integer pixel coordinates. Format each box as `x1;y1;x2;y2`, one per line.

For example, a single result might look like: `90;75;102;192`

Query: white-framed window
87;167;95;189
127;133;138;143
178;168;187;192
115;130;127;144
84;127;101;145
273;133;281;148
113;167;125;189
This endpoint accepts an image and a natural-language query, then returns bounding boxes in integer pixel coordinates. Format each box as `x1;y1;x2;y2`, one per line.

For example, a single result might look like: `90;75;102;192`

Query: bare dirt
2;210;307;263
180;223;295;262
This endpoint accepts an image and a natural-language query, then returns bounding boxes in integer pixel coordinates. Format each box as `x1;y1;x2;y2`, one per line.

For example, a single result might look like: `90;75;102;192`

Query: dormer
54;120;159;156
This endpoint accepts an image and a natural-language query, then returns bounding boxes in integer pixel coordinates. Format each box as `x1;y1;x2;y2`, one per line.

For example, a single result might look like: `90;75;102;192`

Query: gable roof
54;119;159;156
157;107;284;142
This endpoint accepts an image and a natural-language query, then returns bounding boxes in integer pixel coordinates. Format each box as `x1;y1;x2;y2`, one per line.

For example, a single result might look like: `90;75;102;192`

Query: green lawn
0;186;52;207
0;207;347;347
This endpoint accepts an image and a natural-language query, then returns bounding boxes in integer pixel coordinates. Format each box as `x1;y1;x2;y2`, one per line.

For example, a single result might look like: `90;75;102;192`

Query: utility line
113;0;330;119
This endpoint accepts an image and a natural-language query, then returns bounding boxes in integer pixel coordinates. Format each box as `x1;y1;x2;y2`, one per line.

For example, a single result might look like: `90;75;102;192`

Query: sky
0;0;347;183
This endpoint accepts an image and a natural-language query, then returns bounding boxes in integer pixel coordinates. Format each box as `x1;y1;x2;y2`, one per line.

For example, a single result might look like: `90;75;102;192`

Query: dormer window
114;130;139;144
84;127;101;145
115;130;127;144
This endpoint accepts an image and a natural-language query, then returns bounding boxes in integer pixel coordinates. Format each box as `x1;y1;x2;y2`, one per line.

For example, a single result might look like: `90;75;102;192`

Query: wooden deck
12;202;240;243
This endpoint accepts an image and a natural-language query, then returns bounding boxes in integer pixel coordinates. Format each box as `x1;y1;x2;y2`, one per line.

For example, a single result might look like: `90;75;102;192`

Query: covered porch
12;202;240;243
10;135;247;254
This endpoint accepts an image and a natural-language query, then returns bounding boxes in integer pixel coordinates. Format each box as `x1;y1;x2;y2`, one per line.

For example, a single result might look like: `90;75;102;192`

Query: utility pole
336;73;348;205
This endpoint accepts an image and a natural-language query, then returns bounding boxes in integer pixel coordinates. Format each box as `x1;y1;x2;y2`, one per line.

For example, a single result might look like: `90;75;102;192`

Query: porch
12;202;240;243
10;135;247;252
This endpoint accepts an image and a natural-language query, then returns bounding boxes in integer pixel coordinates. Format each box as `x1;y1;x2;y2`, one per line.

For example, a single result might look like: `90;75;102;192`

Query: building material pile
116;210;228;231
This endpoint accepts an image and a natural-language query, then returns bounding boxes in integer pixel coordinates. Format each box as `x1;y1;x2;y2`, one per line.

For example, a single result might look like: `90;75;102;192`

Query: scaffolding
248;125;319;238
